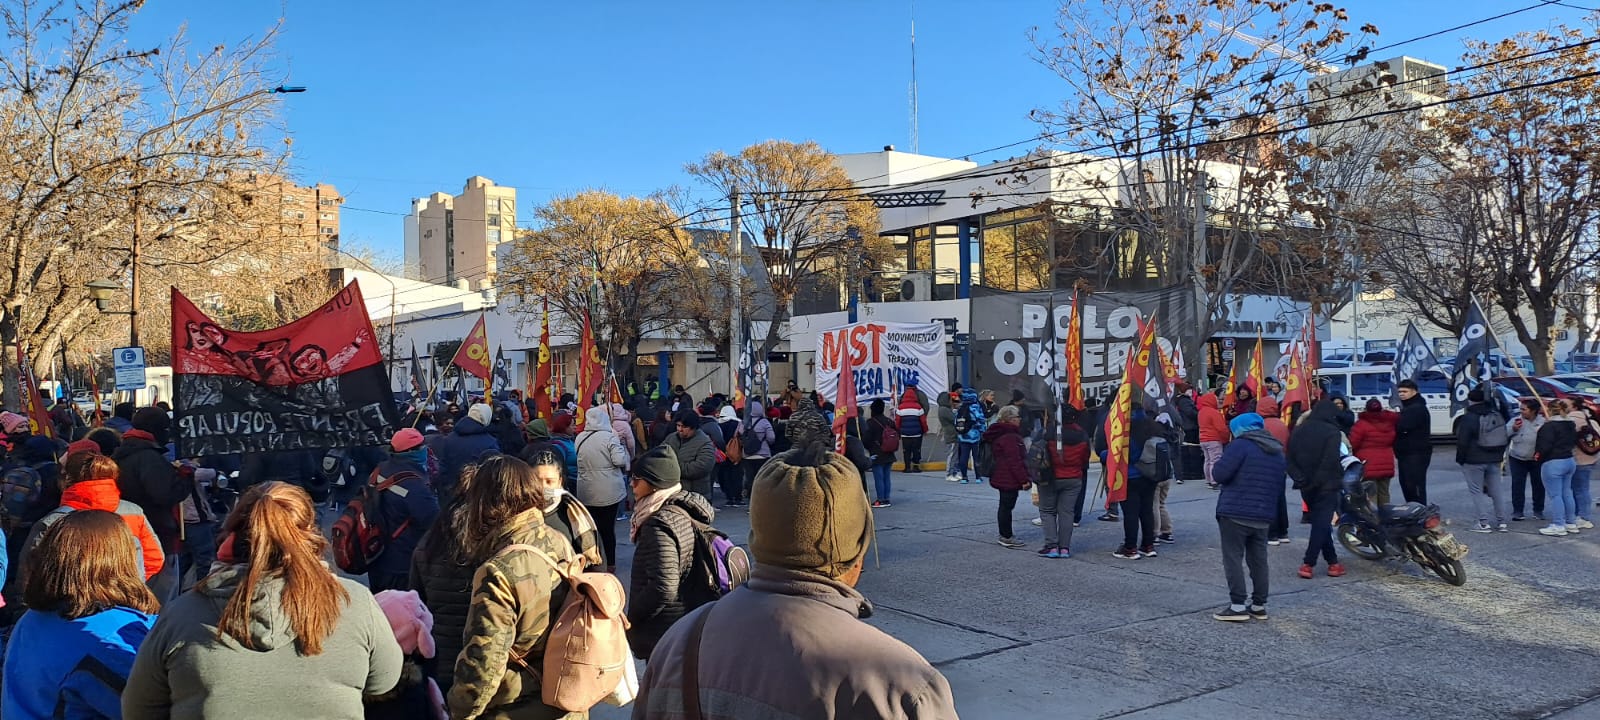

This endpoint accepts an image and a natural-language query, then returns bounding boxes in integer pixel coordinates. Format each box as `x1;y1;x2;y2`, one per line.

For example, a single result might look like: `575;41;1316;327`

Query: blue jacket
1213;430;1287;522
434;417;500;494
957;390;987;444
2;606;155;719
370;456;441;577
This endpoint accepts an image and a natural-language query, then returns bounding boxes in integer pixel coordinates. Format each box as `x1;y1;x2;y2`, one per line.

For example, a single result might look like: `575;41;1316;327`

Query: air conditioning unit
900;271;934;302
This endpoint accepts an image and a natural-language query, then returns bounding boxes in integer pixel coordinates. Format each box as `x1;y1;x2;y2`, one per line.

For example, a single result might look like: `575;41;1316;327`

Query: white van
1314;365;1455;437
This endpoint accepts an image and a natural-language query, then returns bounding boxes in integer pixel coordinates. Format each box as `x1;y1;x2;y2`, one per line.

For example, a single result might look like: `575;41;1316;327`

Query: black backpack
740;419;765;457
1135;437;1172;483
679;517;751;612
955;404;975;435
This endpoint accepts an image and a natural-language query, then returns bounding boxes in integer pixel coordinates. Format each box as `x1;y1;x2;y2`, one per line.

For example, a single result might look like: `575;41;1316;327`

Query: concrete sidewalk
596;448;1600;719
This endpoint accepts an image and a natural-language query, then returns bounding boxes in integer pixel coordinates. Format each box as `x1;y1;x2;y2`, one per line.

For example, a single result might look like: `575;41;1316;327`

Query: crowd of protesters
2;362;1594;717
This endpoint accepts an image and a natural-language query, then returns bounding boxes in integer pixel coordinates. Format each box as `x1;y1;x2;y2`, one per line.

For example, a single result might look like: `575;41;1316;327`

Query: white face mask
542;486;563;512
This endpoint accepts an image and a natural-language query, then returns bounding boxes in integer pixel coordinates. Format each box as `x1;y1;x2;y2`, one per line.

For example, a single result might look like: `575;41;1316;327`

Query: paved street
596;447;1600;719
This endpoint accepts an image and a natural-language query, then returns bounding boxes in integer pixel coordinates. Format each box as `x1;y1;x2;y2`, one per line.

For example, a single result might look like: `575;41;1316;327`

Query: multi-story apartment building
403;176;517;287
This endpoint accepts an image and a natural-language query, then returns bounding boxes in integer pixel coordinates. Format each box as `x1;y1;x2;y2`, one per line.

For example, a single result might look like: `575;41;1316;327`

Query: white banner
815;321;947;403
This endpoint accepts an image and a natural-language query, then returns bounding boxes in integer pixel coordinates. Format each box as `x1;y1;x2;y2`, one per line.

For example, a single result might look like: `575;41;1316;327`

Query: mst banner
172;282;400;457
816;321;947;403
970;286;1198;405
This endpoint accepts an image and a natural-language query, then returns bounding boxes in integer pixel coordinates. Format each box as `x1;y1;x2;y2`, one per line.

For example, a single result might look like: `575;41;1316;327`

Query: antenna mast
909;2;919;154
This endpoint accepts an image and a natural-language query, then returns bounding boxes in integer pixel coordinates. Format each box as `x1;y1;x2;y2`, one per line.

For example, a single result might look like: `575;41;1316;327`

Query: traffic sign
113;346;147;392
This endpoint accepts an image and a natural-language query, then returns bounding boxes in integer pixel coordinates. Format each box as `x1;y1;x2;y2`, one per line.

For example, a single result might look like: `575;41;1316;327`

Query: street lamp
85;280;130;314
116;84;308;347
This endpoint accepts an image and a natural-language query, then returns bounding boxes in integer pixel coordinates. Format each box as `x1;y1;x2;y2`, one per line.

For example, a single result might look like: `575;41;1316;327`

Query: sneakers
1298;564;1314;579
1498;523;1508;533
1213;607;1251;622
1577;518;1595;530
1327;563;1347;578
1099;513;1120;522
1267;539;1281;546
1072;522;1080;527
998;536;1026;549
1540;524;1570;536
1046;547;1062;559
1139;545;1158;558
1031;517;1043;526
1111;547;1142;560
616;511;631;522
1566;524;1581;534
960;478;970;485
1468;522;1494;534
1248;605;1268;620
1155;533;1175;544
1273;537;1292;544
1057;547;1072;559
1037;545;1056;558
1512;514;1526;521
871;500;890;508
947;475;960;483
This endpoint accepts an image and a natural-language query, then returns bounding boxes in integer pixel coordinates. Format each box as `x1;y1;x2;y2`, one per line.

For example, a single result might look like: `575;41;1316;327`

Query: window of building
980;214;1050;291
486;198;500;213
488;228;502;244
487;214;501;227
320;213;333;221
320;227;335;235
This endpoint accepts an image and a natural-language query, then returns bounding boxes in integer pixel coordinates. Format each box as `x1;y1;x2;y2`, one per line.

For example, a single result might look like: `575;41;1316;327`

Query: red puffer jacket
1349;410;1398;479
1199;392;1232;444
981;422;1030;491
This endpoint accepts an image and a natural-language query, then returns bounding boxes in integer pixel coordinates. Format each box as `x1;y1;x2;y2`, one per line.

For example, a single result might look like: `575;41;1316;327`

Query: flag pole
1498;334;1548;417
411;366;448;429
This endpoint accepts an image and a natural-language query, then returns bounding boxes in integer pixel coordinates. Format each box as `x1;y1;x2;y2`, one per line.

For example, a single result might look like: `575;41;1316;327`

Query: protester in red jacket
1256;397;1291;446
982;405;1031;549
1349;398;1399;506
1199;392;1232;488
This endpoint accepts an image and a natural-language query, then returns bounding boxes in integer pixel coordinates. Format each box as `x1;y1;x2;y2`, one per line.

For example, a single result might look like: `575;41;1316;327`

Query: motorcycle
1336;471;1469;586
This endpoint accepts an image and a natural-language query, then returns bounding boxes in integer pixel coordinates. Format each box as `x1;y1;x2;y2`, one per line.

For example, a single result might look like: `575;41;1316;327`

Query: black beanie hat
633;445;682;489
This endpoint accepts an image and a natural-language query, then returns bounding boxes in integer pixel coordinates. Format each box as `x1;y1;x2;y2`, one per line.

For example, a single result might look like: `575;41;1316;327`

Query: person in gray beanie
634;420;956;718
627;444;717;660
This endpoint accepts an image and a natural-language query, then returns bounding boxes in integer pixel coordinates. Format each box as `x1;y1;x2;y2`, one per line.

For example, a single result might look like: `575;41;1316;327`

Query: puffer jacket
575;406;629;508
937;394;958;444
864;416;897;466
1536;417;1577;461
627;491;715;661
1287;401;1344;494
633;565;957;720
112;432;189;553
1508;413;1544;461
435;418;501;495
1456;402;1509;466
21;479;164;580
446;512;580;720
664;428;716;486
980;422;1029;491
896;388;928;438
956;390;986;444
1198;393;1231;444
1213;429;1287;522
410;525;477;691
1394;393;1433;455
1349;410;1397;479
1049;423;1090;481
369;456;441;579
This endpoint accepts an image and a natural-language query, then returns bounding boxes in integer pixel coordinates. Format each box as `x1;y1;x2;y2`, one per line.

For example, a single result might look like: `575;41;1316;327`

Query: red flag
572;312;604;433
832;343;857;453
608;374;624;405
1102;366;1134;505
1282;346;1310;418
1125;316;1158;394
1065;292;1084;410
1246;332;1265;396
449;314;492;382
16;346;53;440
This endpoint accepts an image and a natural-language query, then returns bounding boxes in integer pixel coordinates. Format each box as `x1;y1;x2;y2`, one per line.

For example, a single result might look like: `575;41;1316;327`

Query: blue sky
126;1;1595;258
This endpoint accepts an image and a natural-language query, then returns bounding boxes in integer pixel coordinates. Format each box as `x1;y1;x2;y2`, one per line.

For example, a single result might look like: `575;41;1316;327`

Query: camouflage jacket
446;510;584;720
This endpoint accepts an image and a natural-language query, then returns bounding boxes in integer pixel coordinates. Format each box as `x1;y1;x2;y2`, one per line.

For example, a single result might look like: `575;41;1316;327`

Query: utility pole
728;186;742;399
129;182;142;348
1191;170;1209;383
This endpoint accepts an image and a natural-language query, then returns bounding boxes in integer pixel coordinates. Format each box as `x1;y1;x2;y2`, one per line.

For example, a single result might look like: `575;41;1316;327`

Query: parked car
1545;373;1600;397
1315;365;1486;437
1491;376;1600;415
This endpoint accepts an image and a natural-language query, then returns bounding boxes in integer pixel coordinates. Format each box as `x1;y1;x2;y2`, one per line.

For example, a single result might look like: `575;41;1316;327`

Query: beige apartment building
404;176;516;286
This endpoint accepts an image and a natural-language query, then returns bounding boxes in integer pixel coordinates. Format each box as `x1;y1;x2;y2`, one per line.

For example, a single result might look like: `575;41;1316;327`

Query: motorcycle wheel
1337;523;1386;560
1431;558;1467;586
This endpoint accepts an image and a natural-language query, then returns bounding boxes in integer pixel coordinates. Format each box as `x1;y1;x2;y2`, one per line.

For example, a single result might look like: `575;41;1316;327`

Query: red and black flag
171;282;400;457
